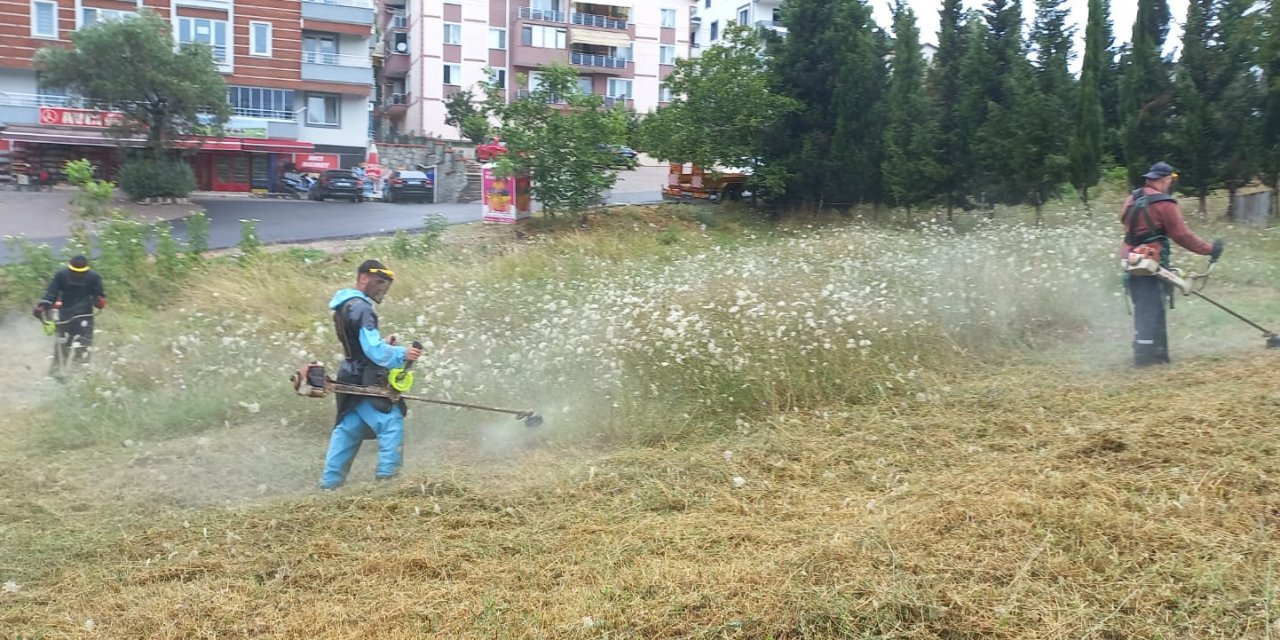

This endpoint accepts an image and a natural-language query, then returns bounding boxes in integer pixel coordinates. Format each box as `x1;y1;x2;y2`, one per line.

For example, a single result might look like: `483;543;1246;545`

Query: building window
489;68;507;89
443;22;461;45
178;17;229;64
32;0;57;39
659;84;673;103
709;20;719;41
705;0;711;7
306;93;340;126
659;45;675;65
521;25;566;49
737;6;749;24
660;8;676;28
532;0;559;10
391;10;407;28
489;27;507;50
228;86;295;120
249;21;271;57
81;7;130;28
303;33;338;64
606;78;632;99
443;63;461;86
577;76;593;94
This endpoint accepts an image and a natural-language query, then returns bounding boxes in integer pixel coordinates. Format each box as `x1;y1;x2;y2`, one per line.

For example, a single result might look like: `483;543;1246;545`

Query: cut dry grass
4;352;1279;638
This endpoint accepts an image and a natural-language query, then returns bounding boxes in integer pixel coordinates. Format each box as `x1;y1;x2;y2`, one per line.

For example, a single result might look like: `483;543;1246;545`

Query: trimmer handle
396;341;424;382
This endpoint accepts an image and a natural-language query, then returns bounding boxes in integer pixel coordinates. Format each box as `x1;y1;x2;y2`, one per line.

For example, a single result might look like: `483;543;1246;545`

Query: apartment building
0;0;375;191
375;0;690;142
689;0;783;55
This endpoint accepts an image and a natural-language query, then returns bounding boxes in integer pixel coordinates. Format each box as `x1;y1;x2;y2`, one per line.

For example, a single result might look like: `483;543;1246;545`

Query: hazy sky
868;0;1191;69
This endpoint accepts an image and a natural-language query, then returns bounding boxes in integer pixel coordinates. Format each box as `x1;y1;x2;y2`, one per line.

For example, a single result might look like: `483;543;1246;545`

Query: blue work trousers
320;399;404;489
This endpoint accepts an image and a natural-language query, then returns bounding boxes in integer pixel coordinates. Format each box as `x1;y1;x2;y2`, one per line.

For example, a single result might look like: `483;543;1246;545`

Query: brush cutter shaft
1190;291;1278;338
325;380;535;419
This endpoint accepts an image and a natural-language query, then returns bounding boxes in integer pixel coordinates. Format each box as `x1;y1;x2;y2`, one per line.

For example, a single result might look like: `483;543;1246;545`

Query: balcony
514;89;567;105
602;96;633;109
301;0;374;26
383;92;409;116
570;52;628;71
0;93;72;126
382;50;410;77
571;12;627;30
518;6;566;23
302;51;374;85
754;19;787;34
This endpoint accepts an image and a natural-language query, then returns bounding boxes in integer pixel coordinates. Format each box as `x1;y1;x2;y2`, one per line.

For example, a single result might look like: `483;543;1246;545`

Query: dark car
384;170;434;203
598;143;639;169
309;169;364;202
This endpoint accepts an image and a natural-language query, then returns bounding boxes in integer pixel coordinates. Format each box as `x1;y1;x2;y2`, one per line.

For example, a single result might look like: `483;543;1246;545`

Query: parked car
597;143;639;169
384;170;434;203
476;136;507;162
309;169;364;202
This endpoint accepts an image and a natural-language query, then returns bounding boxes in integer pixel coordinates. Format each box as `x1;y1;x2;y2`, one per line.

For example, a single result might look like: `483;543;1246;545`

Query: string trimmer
1127;252;1280;348
289;347;544;428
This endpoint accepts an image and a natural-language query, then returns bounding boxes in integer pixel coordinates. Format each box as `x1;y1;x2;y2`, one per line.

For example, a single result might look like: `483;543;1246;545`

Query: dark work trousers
53;315;94;373
1127;274;1169;367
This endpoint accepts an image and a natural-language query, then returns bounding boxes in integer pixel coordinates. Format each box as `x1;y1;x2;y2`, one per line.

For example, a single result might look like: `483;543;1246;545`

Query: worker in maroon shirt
1120;161;1223;367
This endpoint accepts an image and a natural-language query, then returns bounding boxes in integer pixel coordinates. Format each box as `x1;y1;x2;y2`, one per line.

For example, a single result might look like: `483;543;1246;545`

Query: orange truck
662;163;749;202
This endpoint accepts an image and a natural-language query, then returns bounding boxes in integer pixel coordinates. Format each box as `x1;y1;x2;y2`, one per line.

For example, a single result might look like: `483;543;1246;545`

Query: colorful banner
482;164;531;224
38;106;126;129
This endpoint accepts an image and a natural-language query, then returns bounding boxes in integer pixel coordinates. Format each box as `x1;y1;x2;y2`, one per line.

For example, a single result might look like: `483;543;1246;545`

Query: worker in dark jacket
33;255;106;373
1119;162;1222;367
320;259;422;490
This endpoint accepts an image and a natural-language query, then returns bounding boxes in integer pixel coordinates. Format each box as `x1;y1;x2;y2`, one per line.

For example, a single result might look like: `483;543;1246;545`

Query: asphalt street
0;166;667;262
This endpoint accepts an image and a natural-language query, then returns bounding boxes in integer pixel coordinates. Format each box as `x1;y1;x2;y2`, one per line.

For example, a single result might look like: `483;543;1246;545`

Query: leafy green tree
881;0;939;217
1118;0;1173;184
955;14;997;205
769;0;886;206
639;26;796;198
927;0;968;219
1169;0;1217;214
1012;0;1074;224
1070;0;1108;205
1213;0;1263;219
1260;0;1280;214
969;0;1030;205
34;10;230;155
485;64;627;216
443;88;489;144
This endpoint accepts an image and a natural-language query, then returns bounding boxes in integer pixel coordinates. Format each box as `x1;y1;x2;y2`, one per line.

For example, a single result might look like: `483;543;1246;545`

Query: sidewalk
0;187;200;240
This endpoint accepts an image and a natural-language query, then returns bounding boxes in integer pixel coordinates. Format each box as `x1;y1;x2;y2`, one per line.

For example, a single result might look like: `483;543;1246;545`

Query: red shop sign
295;153;340;171
38;106;127;129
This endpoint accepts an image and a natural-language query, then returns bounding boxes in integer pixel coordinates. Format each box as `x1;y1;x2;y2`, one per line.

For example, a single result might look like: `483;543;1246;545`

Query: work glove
94;296;107;310
32;304;46;320
1210;239;1224;262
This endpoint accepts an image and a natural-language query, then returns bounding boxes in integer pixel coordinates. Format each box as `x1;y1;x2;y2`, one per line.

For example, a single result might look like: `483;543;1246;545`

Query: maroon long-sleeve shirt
1119;186;1214;258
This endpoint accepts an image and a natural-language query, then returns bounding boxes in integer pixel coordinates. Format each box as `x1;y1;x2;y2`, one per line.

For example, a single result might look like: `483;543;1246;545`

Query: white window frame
32;0;58;39
488;27;507;50
249;21;271;57
489;68;507;88
443;63;461;86
709;20;719;41
177;17;229;65
660;8;676;29
305;93;340;127
736;5;749;24
606;78;632;99
443;22;461;45
521;24;566;49
80;7;130;29
659;45;675;65
659;84;673;103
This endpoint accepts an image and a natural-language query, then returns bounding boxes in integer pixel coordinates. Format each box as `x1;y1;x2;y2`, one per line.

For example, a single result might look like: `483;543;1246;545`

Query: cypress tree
956;14;997;207
1169;0;1216;215
927;0;967;220
1013;0;1074;224
1214;0;1262;219
1260;0;1280;215
882;0;939;218
1119;0;1173;185
1070;0;1107;205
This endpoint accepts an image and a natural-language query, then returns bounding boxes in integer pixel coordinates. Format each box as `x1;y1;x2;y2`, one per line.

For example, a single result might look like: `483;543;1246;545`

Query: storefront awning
2;126;144;148
242;139;315;153
175;138;243;151
571;28;633;47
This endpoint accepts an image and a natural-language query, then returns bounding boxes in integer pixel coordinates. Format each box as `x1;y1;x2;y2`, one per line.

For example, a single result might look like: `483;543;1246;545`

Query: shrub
118;157;197;200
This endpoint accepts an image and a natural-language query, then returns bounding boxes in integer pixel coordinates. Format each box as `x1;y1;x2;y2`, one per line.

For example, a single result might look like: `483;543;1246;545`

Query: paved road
0;165;667;262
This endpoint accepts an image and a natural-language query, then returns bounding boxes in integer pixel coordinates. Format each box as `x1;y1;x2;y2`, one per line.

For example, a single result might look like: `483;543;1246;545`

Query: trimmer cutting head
1267;335;1280;349
519;412;544;428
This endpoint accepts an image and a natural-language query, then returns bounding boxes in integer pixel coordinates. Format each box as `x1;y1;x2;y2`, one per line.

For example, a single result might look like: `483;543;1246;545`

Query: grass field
2;198;1279;638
